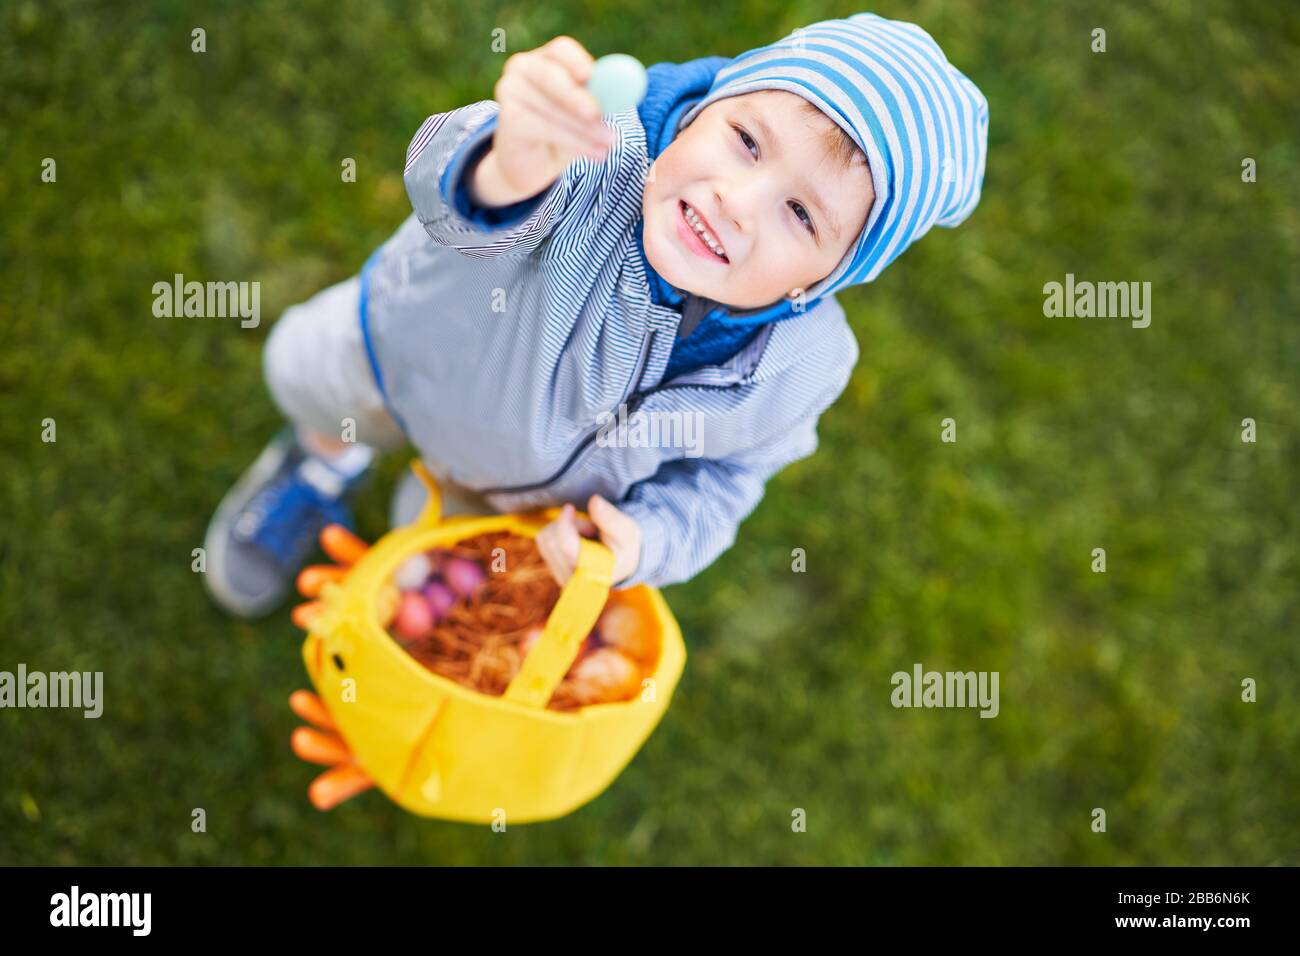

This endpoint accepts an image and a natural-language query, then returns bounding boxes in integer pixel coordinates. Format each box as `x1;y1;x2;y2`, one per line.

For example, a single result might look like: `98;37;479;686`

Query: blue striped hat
677;12;989;300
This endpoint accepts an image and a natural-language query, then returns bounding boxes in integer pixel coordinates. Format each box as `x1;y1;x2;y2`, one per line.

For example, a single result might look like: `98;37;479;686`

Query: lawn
1;0;1296;864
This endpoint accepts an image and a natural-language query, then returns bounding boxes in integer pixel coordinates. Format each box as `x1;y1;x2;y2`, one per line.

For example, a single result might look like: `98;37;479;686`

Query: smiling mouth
678;200;729;264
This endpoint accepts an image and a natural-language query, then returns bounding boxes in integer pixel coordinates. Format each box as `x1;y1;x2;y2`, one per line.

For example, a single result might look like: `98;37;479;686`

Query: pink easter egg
442;556;486;599
393;590;434;640
421;579;455;620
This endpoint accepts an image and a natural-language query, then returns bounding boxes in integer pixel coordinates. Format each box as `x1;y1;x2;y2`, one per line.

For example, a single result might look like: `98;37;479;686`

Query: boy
204;12;988;616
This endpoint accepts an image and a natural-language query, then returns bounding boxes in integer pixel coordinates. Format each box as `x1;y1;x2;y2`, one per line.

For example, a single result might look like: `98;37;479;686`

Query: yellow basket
298;462;686;824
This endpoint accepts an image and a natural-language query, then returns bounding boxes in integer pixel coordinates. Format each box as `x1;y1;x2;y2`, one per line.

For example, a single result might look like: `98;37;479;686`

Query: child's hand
476;36;617;205
536;495;642;587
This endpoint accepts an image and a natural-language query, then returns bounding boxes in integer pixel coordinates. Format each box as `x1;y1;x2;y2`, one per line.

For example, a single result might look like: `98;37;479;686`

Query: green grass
1;0;1297;865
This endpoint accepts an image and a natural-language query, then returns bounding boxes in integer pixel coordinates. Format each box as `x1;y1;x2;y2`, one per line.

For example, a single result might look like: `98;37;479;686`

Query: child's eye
733;125;758;159
789;201;816;236
733;124;816;239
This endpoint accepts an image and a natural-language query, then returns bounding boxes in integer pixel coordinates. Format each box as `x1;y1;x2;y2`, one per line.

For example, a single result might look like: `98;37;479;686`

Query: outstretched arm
403;36;616;257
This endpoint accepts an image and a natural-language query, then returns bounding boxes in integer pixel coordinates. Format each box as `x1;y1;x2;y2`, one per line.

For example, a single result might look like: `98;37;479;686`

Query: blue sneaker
204;428;370;617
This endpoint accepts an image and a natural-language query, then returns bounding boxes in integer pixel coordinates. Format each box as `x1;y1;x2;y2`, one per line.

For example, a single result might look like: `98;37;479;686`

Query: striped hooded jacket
361;12;988;589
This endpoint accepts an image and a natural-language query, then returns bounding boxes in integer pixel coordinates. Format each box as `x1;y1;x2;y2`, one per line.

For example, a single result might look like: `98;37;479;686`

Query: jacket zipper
474;319;774;497
475;329;659;495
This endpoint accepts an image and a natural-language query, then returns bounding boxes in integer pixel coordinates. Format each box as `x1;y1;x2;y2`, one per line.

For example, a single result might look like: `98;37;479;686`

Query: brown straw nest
397;530;591;710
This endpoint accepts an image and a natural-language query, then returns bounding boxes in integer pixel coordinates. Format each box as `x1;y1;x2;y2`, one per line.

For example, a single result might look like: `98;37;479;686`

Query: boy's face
642;90;874;310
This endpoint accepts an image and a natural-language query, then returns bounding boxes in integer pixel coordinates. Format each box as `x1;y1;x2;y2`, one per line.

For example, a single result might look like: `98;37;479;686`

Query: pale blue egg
587;54;648;115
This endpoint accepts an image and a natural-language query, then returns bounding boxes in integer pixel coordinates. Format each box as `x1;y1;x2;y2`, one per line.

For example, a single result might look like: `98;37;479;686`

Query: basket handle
407;459;615;709
503;535;613;708
409;459;444;527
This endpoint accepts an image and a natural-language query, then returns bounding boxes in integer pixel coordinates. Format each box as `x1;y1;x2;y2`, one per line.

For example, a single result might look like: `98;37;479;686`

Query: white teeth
683;203;727;259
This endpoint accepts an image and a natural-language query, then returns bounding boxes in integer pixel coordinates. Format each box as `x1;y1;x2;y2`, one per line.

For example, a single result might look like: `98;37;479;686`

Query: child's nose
712;185;748;235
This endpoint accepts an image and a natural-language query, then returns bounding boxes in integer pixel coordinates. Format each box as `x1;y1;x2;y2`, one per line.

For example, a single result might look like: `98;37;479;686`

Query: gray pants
262;274;495;524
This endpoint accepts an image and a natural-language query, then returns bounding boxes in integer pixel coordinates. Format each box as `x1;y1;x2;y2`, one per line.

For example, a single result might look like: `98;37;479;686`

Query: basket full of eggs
287;461;685;824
